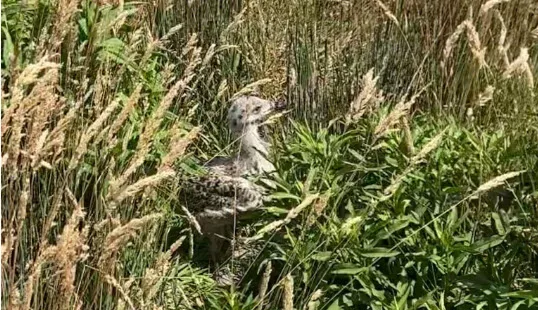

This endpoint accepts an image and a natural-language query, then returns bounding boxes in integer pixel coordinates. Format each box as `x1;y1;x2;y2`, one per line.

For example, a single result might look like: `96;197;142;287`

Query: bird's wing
180;173;265;217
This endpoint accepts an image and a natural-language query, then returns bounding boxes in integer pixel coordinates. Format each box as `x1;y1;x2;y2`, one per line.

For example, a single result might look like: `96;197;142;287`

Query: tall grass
2;0;537;309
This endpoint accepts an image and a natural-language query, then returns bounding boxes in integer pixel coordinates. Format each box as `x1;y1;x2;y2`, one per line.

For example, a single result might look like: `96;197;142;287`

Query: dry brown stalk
400;116;414;156
494;10;510;67
503;48;534;87
411;129;445;165
54;189;88;309
443;20;487;68
476;171;525;194
104;275;136;310
307;195;329;226
374;88;426;139
109;169;175;208
108;75;196;198
69;98;121;170
104;84;143;146
282;273;294;310
257;261;272;310
375;0;400;26
347;68;384;122
99;213;163;270
180;205;203;235
480;0;511;16
475;85;495;106
51;0;79;47
248;194;319;242
159;126;200;172
307;289;323;310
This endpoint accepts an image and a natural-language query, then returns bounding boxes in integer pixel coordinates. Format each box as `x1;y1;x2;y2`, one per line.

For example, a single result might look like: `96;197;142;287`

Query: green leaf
491;212;506;236
470;235;505;253
360;248;399;258
311;251;332;261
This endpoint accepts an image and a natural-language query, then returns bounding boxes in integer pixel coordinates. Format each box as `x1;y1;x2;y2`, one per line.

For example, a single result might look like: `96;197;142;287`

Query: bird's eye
253;106;262;113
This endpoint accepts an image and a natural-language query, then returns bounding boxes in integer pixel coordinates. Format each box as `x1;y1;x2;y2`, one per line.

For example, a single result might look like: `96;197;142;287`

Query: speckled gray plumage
178;95;284;268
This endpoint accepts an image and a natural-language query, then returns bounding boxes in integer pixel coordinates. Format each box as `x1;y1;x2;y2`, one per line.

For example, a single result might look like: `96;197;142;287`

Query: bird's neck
237;127;274;174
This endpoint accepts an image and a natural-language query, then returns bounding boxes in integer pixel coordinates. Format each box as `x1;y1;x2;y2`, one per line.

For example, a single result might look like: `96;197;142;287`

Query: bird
179;95;286;267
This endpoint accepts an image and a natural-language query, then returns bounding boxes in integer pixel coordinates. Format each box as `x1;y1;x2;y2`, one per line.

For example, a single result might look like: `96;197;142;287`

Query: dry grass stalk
94;217;122;232
181;205;203;235
375;0;400;27
307;289;323;310
411;129;445;165
99;213;163;270
443;22;467;64
109;169;175;207
104;275;136;310
347;68;384;121
232;78;273;100
494;10;510;67
69;98;121;170
475;85;495;106
50;0;78;48
476;171;525;194
104;84;142;146
282;273;294;310
257;261;272;309
442;20;487;68
248;194;319;242
159;126;200;172
400;116;414;156
55;189;89;309
480;0;511;16
108;75;196;198
503;48;534;87
307;195;329;226
374;88;426;139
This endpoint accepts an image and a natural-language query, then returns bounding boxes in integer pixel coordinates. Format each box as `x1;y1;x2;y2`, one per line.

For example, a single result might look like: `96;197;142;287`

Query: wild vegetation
1;0;537;309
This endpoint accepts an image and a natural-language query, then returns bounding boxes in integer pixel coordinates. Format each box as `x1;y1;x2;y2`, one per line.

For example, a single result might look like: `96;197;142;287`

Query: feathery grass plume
307;194;329;226
307;289;323;310
383;167;412;196
257;261;272;310
475;171;525;195
375;0;400;26
248;194;319;242
94;217;122;232
494;10;510;66
104;84;142;146
480;0;510;16
181;205;203;235
30;130;50;169
51;0;79;47
475;85;495;106
54;189;88;309
108;74;197;198
109;169;175;207
503;48;534;87
219;1;253;42
25;69;60;158
347;68;384;122
442;22;467;64
231;78;273;100
99;213;163;270
411;129;445;165
400;116;414;156
463;21;487;68
159;126;200;172
69;98;121;170
374;87;427;139
104;275;136;310
22;245;58;310
282;274;294;310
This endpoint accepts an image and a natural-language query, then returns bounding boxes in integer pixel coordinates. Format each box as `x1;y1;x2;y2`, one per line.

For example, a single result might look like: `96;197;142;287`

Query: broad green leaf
360;248;399;258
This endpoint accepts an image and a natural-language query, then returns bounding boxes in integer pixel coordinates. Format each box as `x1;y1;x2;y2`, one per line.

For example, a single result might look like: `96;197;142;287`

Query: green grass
1;0;537;309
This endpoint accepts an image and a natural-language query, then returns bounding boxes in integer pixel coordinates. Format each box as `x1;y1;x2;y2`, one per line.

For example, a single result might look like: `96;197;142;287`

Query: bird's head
227;95;286;134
